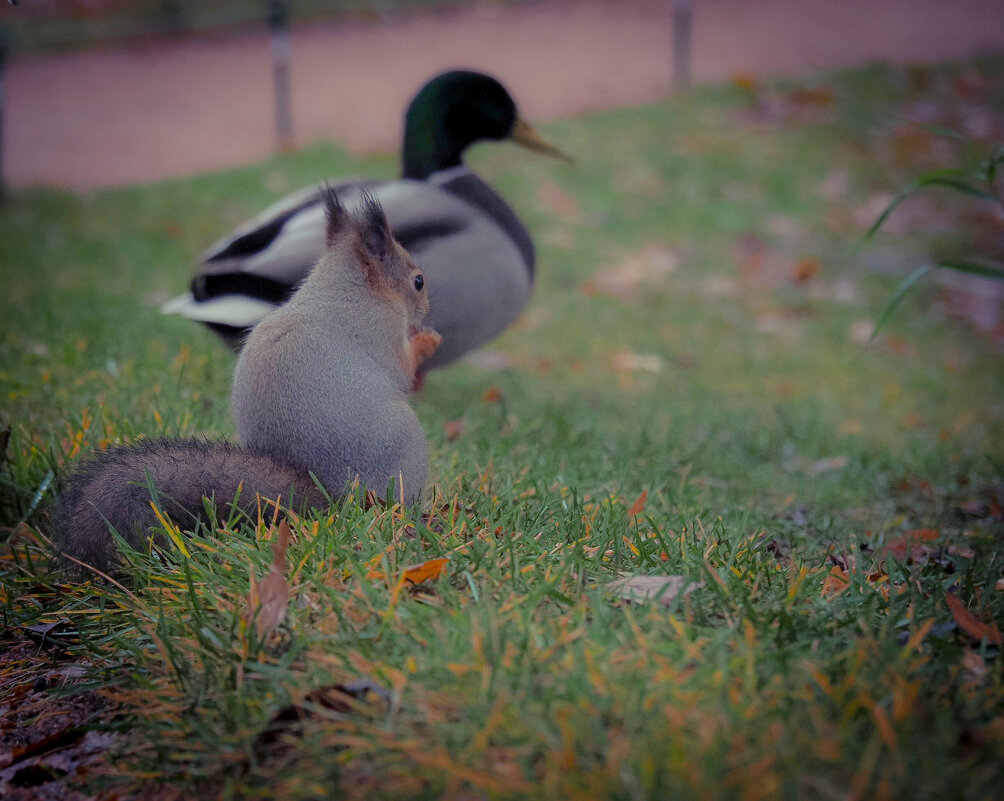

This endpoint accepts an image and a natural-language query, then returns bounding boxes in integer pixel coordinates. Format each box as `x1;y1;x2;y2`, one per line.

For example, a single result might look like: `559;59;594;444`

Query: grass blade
983;146;1004;186
914;175;997;200
25;469;55;518
864;172;995;241
867;262;937;343
937;259;1004;281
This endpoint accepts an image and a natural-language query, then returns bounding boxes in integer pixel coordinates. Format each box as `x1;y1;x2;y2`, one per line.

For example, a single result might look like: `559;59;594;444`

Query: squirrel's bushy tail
53;439;324;573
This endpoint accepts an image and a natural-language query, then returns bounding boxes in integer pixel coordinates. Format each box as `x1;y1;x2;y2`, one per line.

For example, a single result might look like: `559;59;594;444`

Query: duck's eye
413;274;425;292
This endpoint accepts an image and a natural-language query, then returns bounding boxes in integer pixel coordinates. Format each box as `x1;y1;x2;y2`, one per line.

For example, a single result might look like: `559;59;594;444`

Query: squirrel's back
232;188;433;504
233;309;428;505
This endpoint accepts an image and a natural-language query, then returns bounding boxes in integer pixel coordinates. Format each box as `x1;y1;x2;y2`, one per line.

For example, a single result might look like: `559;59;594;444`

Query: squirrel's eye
413;274;425;292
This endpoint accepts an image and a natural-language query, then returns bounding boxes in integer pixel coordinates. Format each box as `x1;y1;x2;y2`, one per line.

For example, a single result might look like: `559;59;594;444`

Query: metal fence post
0;26;8;202
671;0;693;92
269;0;293;151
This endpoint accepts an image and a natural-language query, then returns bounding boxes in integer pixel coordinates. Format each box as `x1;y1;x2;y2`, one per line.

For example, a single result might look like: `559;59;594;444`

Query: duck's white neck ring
427;165;472;186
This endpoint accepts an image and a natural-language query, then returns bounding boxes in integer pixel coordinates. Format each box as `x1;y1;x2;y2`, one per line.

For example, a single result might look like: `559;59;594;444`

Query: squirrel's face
385;240;430;327
322;187;430;327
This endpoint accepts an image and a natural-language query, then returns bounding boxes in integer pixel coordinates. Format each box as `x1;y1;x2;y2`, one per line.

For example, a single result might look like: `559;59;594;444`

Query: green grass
2;58;1003;799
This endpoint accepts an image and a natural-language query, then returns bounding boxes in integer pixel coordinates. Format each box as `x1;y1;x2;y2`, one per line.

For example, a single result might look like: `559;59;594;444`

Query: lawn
1;58;1003;799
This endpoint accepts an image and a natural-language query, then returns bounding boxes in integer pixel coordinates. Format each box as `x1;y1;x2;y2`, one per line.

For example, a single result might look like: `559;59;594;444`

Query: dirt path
5;0;1004;190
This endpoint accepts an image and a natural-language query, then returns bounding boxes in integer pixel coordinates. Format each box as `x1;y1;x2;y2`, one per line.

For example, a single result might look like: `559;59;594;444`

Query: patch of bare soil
0;631;117;800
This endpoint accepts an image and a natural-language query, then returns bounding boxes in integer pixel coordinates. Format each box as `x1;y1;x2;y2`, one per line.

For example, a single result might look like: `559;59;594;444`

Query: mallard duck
163;69;570;371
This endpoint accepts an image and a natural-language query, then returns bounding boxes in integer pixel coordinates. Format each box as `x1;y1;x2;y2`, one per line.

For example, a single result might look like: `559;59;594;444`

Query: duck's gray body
168;168;534;370
174;170;534;371
164;70;569;369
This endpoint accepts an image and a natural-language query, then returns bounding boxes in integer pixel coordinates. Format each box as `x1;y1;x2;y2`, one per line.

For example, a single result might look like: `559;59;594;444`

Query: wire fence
0;0;694;198
0;0;510;53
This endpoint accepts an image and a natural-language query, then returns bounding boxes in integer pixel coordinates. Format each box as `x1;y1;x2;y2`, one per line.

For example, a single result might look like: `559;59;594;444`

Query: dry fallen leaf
607;574;702;606
613;164;666;197
582;245;679;301
766;214;801;239
961;650;987;682
956;499;992;518
702;274;740;298
821;565;851;597
884;529;940;564
816;169;850;201
512;306;552;333
754;312;803;345
839;419;864;435
791;257;821;285
481;386;503;403
0;730;118;790
807;455;849;475
536;180;583;223
731;72;759;92
626;490;648;519
945;593;1002;645
849;319;877;345
465;351;513;371
402;556;449;585
249;520;292;638
611;351;665;373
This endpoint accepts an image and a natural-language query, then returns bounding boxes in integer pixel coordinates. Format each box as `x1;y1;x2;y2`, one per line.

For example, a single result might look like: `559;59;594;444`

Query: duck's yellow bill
510;116;573;163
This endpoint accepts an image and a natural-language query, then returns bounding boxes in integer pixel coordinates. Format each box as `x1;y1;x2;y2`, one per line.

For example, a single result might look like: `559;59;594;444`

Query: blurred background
2;0;1003;189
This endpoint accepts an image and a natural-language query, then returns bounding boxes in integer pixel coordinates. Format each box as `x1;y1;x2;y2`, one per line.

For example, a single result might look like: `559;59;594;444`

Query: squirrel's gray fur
53;438;325;572
54;189;437;573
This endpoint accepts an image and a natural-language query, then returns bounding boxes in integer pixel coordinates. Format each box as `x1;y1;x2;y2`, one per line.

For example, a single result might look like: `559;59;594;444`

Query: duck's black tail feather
53;439;325;574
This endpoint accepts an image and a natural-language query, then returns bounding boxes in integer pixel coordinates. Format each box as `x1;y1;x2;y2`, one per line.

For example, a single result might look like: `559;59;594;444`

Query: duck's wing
162;180;376;342
165;175;535;364
198;179;384;286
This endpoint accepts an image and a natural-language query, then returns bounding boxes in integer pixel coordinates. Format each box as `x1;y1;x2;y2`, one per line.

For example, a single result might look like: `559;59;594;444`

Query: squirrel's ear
356;190;393;264
322;184;350;247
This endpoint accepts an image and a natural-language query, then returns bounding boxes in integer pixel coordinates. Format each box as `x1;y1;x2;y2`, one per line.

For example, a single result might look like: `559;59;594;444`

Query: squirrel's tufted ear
356;190;393;264
322;184;353;247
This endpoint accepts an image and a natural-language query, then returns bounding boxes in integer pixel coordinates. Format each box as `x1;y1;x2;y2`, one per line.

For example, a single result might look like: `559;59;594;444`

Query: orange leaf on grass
821;566;850;597
627;490;648;519
791;257;820;285
944;593;1002;645
731;73;759;92
442;419;465;441
402;557;449;585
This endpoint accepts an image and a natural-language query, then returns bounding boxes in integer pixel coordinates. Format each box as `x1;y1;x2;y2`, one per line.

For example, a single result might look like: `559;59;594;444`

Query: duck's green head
402;70;570;179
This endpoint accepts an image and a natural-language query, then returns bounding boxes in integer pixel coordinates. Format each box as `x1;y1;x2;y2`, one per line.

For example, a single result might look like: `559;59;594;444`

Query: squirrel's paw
408;327;443;367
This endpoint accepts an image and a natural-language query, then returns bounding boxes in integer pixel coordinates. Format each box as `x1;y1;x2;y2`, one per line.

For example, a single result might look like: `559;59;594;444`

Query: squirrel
53;189;442;573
